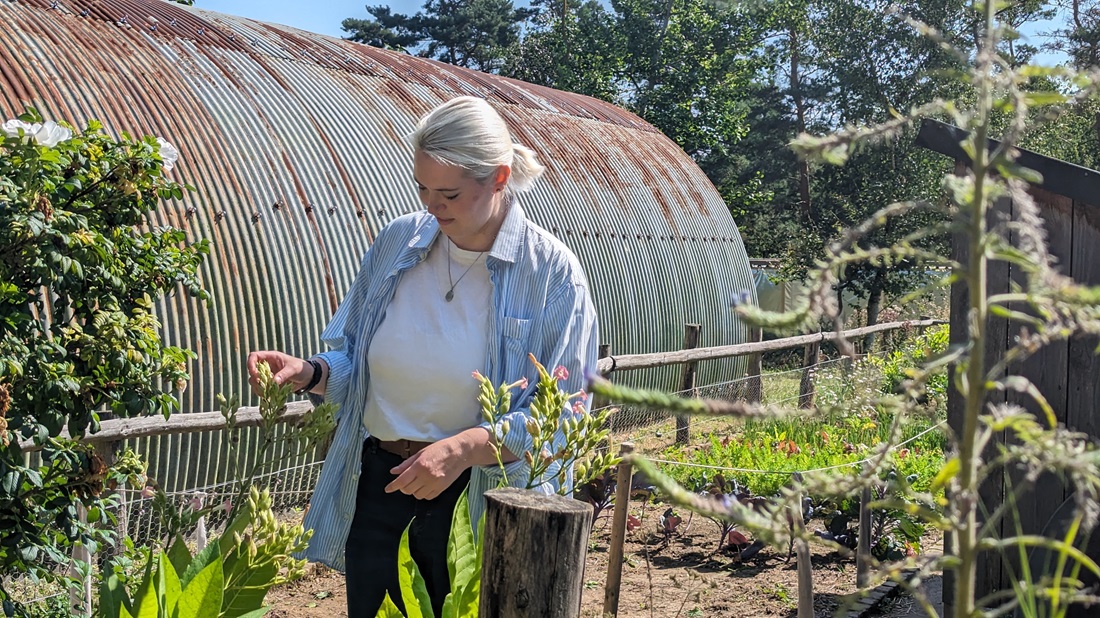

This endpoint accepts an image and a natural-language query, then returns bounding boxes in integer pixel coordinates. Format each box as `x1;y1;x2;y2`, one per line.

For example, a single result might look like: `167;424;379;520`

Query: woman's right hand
247;350;313;395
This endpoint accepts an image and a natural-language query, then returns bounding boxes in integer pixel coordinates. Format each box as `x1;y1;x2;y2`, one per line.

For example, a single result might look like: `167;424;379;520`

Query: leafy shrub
0;109;208;609
867;324;950;405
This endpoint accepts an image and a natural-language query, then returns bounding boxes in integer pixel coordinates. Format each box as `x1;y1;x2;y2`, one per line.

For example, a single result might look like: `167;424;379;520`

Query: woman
247;96;598;616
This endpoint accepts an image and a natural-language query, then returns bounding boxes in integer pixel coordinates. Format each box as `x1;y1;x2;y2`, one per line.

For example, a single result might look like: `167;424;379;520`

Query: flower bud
500;420;511;436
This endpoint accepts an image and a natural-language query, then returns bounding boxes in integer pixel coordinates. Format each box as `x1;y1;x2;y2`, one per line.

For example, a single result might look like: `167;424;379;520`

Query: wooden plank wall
945;188;1010;612
946;180;1100;613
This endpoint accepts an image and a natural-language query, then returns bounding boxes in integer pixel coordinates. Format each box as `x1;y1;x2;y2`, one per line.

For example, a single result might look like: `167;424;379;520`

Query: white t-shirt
362;235;491;441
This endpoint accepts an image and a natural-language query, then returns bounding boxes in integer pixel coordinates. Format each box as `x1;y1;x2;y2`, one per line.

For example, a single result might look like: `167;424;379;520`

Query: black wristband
295;358;323;395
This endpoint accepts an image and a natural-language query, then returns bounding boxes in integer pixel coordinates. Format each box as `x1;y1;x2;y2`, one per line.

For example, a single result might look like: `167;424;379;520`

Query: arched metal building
1;0;755;490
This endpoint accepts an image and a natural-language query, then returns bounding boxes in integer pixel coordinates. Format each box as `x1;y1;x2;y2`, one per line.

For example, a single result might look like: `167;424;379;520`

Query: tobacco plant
98;486;311;618
588;2;1100;616
216;360;336;522
475;353;619;492
378;356;622;617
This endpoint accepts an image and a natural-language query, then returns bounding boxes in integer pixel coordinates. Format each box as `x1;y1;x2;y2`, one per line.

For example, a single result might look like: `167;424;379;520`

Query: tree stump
480;488;593;617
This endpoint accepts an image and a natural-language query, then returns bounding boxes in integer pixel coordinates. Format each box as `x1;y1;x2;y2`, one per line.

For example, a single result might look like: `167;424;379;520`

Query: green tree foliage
0;110;208;609
727;0;974;321
611;0;762;161
501;0;625;102
343;0;533;72
1048;0;1100;69
343;6;424;51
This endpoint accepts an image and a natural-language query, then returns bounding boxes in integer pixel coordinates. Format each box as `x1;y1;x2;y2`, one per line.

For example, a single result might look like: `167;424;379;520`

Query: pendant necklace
444;238;485;302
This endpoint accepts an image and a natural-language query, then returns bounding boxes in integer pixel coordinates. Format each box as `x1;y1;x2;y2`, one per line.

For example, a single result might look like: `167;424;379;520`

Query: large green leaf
221;559;278;617
129;556;159;618
450;573;480;618
397;523;433;618
173;554;223;618
98;571;130;618
157;553;182;615
376;592;406;618
217;499;254;560
446;490;476;594
166;535;193;580
181;538;220;590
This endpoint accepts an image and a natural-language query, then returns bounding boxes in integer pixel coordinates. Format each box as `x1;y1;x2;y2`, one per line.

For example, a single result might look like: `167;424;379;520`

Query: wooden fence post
676;324;701;445
603;442;635;617
594;344;614;437
798;337;820;409
68;440;122;617
790;473;814;618
746;326;763;403
480;488;593;617
68;503;92;617
857;484;873;588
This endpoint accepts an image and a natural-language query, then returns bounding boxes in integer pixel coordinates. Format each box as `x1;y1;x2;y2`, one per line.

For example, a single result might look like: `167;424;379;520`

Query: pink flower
577;389;588;402
140;486;156;499
517;377;529;390
572;401;587;416
187;496;204;511
553;366;569;381
221;498;232;513
472;370;484;380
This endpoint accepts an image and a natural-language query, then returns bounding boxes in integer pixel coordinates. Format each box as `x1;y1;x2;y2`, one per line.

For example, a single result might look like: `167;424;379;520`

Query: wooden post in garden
790;473;814;618
594;344;613;436
676;324;701;445
480;488;593;617
857;484;873;588
746;326;763;403
603;442;635;617
798;337;821;409
68;503;92;617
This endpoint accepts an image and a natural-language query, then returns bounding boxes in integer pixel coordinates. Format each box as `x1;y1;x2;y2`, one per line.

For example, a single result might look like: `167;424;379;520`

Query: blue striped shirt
303;202;599;571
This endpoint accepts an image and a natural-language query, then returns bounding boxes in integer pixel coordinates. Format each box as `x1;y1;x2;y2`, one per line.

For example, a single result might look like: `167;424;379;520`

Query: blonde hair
410;97;545;195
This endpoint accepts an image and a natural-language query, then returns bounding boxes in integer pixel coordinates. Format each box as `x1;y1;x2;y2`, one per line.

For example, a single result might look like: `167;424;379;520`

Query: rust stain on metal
280;149;339;314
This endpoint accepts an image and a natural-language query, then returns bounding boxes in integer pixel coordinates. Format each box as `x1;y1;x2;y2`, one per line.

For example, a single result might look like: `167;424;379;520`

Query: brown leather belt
371;436;433;458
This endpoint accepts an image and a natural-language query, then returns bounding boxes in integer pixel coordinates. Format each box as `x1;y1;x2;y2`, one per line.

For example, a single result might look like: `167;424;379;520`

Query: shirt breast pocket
502;316;532;355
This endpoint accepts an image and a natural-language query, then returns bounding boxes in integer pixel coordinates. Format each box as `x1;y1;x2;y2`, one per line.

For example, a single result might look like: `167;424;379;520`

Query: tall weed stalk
589;2;1100;615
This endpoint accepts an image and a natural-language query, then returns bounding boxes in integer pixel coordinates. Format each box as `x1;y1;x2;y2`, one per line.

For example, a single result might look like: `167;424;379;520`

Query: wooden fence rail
18;401;314;453
595;318;943;375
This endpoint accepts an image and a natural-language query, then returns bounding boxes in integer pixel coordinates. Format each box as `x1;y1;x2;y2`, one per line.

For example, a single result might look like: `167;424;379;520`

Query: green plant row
658;411;945;499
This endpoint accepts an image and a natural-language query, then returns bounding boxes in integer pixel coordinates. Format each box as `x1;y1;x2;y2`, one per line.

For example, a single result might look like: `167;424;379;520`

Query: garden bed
266;503;944;617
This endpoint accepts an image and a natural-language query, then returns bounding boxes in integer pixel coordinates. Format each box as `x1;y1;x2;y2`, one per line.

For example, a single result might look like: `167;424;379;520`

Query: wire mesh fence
602;353;889;451
114;460;324;551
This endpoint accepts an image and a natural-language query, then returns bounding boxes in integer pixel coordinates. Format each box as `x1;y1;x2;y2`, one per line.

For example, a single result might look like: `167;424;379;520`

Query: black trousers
344;438;471;617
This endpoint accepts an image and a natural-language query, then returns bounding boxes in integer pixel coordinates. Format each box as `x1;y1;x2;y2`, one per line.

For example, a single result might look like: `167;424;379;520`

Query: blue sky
199;1;1066;64
200;1;419;38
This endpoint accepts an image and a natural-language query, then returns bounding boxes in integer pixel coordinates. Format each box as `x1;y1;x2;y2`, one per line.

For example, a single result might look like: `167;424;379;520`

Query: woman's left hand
385;439;468;500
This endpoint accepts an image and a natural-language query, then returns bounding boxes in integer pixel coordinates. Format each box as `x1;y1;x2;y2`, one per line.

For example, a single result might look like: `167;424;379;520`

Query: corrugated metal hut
1;0;756;491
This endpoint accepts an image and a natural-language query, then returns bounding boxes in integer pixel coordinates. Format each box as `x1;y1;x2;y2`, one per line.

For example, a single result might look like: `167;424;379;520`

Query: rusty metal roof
2;0;755;490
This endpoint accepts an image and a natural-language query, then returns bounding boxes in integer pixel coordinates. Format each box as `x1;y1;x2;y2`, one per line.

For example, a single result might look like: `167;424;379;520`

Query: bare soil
266;502;943;618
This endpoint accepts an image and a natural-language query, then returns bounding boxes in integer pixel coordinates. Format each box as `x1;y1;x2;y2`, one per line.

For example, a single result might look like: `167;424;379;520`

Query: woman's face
413;151;510;252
